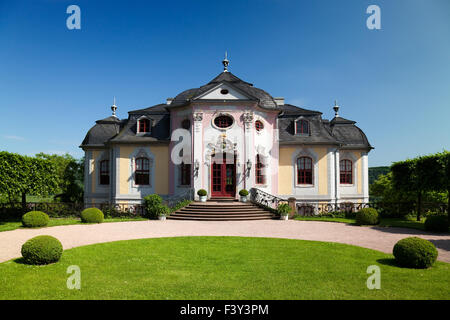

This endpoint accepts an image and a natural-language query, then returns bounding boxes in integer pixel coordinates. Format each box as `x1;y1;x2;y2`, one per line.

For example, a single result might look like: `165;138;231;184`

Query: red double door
211;153;236;198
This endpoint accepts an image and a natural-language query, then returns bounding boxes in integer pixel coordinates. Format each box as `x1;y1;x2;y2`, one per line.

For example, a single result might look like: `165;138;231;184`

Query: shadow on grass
376;258;400;267
13;257;28;265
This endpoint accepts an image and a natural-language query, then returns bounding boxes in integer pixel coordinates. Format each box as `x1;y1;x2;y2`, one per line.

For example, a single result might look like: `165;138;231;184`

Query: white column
328;148;336;203
362;151;369;202
335;149;340;204
243;111;254;190
193;112;203;200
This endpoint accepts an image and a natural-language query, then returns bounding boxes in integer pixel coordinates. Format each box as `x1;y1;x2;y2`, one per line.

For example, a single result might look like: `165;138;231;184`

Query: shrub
22;211;49;228
197;189;207;197
393;237;438;268
80;207;104;223
277;203;292;216
355;208;379;225
319;211;346;219
143;194;165;219
424;215;449;233
155;204;170;217
170;199;192;213
239;189;249;197
21;235;63;265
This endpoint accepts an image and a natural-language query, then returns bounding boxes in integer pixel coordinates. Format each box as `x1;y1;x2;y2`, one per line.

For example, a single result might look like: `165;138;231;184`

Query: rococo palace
81;57;372;214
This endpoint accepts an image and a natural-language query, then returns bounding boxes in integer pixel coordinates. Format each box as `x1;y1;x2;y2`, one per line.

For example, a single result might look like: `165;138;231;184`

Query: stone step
188;203;255;208
179;207;265;212
167;215;275;221
170;213;273;219
169;202;275;221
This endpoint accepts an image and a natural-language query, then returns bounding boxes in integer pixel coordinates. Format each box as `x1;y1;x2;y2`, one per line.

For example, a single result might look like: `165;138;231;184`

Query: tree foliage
0;151;59;208
35;153;84;203
390;151;449;221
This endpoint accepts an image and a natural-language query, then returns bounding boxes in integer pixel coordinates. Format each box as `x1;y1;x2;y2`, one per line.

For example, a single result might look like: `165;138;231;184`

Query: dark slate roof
108;104;171;144
278;104;372;150
80;116;122;148
330;117;372;150
278;106;340;145
169;72;280;110
128;103;169;114
280;104;323;116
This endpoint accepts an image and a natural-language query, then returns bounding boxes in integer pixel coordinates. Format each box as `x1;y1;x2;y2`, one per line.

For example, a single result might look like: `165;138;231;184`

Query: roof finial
111;96;118;117
333;100;339;117
222;51;229;72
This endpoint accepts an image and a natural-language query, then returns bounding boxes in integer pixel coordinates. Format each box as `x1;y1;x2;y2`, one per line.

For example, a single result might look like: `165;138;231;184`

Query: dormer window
138;118;150;133
295;119;309;135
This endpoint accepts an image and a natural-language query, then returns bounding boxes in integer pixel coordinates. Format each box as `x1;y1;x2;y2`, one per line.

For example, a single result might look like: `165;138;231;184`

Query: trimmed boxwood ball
239;189;249;197
393;237;438;268
81;207;104;223
22;211;49;228
197;189;207;197
355;208;379;225
424;215;449;233
21;235;63;265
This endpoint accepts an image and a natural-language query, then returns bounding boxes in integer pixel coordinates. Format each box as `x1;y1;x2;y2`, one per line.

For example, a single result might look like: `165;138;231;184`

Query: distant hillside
369;166;390;185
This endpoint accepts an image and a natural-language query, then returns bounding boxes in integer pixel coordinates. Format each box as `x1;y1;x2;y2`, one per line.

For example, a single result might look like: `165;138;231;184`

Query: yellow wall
317;147;328;195
278;146;329;195
353;151;363;194
278;147;293;195
119;145;169;195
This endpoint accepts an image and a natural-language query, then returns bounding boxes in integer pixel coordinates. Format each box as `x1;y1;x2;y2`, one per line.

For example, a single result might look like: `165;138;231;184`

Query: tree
36;153;84;203
391;159;423;221
438;151;450;224
0;151;59;211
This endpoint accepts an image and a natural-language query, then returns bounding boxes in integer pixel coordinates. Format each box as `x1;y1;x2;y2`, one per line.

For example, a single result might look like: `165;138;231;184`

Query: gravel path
1;220;449;263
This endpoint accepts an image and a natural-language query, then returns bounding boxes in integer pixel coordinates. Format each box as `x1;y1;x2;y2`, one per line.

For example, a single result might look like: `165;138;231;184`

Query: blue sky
0;0;449;166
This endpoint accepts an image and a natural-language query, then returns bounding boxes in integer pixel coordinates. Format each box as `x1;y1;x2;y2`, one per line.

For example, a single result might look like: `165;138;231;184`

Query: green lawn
0;237;448;300
0;217;147;232
294;216;440;231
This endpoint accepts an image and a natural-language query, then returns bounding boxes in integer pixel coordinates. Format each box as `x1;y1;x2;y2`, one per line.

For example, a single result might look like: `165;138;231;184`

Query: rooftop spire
111;96;118;117
222;51;229;72
333;100;339;117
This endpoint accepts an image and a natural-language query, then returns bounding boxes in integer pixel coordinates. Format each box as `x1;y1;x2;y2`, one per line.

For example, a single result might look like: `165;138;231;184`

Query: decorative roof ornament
222;51;229;72
333;100;339;117
111;97;118;117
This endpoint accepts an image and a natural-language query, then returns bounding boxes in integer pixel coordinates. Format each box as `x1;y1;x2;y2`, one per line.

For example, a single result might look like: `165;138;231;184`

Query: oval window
255;120;264;131
214;115;233;128
220;89;229;95
181;119;191;129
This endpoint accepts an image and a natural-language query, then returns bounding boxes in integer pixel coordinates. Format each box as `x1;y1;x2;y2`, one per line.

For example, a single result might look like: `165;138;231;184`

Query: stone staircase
167;200;276;221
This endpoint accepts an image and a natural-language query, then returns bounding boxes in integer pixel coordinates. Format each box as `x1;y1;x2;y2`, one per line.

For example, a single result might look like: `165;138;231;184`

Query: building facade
81;60;372;209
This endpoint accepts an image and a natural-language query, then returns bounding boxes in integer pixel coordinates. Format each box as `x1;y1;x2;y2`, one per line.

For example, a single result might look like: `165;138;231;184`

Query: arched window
180;162;191;186
297;157;313;184
295;120;309;135
135;157;150;185
255;154;266;184
138;119;150;133
255;120;264;132
340;159;353;184
99;160;109;185
214;115;233;128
